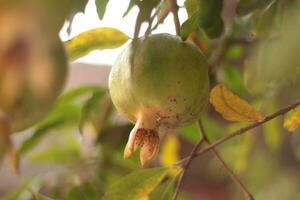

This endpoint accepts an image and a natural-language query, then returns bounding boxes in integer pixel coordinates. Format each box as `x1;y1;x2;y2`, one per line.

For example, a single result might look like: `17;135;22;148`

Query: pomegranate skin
109;34;209;129
109;34;209;166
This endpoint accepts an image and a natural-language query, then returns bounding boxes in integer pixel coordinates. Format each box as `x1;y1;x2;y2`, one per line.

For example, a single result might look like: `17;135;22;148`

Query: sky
59;0;187;65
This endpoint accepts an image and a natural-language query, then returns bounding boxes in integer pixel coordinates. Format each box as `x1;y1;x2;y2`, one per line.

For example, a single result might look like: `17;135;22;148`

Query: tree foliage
1;0;300;200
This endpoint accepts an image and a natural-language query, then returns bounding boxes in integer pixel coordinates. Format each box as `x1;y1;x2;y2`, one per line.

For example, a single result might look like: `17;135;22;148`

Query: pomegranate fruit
109;34;209;166
0;7;68;132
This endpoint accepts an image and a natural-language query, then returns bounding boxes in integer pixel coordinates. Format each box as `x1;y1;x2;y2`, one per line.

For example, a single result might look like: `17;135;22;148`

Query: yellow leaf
65;27;130;60
209;84;264;122
160;134;180;176
284;105;300;132
161;134;180;166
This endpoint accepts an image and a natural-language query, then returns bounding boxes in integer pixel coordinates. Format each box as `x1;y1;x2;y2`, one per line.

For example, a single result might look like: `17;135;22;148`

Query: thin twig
198;120;254;200
145;7;160;36
150;22;160;33
171;96;300;199
195;98;300;158
169;0;180;35
174;98;300;166
172;138;205;200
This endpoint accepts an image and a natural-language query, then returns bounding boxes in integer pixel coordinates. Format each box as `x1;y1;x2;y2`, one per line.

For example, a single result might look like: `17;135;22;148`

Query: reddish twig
172;98;300;199
195;98;300;157
198;120;254;200
172;138;205;200
169;0;180;35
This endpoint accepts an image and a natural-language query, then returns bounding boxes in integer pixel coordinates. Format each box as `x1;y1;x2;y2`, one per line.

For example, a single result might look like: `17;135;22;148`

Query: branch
169;0;180;35
172;98;300;198
198;120;254;200
172;138;205;200
195;98;300;157
145;7;161;36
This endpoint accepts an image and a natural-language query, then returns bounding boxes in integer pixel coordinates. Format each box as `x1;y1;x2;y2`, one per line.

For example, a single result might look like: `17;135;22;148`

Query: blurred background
1;0;300;200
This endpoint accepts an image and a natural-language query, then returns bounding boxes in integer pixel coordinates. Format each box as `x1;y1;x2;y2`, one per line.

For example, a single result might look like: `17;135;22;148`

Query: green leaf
67;183;101;200
27;187;54;200
138;0;161;21
149;177;176;200
236;0;274;16
184;0;200;17
123;0;137;17
79;89;107;132
219;63;249;97
0;183;27;200
201;115;227;141
204;16;224;38
253;1;279;38
96;0;110;20
180;123;200;143
18;103;81;155
180;115;226;143
180;0;223;40
65;27;129;60
102;167;182;200
29;134;80;164
59;85;105;103
263;117;281;151
225;44;244;60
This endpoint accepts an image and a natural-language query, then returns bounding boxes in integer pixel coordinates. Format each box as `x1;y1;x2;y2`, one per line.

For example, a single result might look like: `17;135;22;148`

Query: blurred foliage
1;0;300;200
102;167;181;200
284;105;300;132
181;0;224;39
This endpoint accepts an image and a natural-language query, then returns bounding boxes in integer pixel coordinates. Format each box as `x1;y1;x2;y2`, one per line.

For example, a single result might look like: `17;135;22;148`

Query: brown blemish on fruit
176;114;180;121
169;97;177;103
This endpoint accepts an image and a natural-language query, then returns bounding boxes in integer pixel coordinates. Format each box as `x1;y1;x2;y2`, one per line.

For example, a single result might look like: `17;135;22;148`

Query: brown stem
145;5;161;36
172;98;300;199
195;98;300;158
198;120;254;200
169;0;180;35
150;22;160;33
172;138;205;200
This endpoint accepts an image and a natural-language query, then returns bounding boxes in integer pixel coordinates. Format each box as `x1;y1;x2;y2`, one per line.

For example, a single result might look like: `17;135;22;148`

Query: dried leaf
210;84;264;122
284;105;300;132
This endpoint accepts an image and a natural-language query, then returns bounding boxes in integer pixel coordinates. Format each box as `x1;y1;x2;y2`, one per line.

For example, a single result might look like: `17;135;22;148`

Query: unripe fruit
0;7;68;132
109;34;209;166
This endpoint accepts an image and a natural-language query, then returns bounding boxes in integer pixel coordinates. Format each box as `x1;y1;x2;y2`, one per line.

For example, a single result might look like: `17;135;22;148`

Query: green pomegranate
109;34;209;166
0;7;68;132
